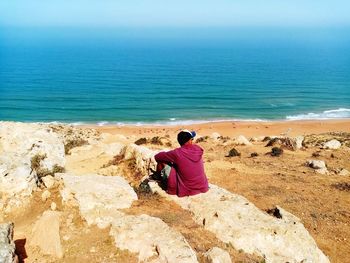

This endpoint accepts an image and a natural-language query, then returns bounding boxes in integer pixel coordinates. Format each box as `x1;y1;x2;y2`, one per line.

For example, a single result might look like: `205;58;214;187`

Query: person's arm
154;149;177;164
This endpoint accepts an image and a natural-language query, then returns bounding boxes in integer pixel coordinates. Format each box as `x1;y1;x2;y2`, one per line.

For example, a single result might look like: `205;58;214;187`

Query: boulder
149;183;329;263
203;247;231;263
306;160;326;170
234;135;251;146
110;214;198;263
30;211;63;258
59;173;138;228
0;223;17;263
42;175;55;189
322;139;341;149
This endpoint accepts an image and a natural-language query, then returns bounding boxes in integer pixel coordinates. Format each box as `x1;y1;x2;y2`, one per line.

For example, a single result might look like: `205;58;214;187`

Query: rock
210;132;221;140
30;210;63;258
50;202;57;211
306;160;326;170
226;148;241;157
149;183;329;263
250;152;259;157
0;223;17;263
339;169;349;176
110;214;198;263
295;136;304;149
0;122;66;211
203;247;231;263
265;137;297;151
270;147;283;156
59;173;138;228
42;176;55;189
60;173;197;262
322;139;341;149
102;143;125;156
234;135;252;146
41;190;51;202
315;168;329;175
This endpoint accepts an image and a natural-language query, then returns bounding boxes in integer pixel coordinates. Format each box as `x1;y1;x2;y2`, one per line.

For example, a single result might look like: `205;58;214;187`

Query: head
177;130;196;146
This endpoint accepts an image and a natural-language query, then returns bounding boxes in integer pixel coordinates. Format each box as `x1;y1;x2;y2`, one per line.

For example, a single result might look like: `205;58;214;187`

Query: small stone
306;160;326;170
316;168;329;175
41;190;51;202
90;247;96;253
63;235;70;241
204;247;232;263
42;176;56;189
51;202;57;211
235;135;251;146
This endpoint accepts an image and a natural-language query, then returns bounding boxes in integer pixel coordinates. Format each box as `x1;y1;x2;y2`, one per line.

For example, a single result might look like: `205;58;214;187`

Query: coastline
83;119;350;137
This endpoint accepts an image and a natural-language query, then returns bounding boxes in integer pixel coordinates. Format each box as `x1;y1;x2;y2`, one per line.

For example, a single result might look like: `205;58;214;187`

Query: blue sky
0;0;349;28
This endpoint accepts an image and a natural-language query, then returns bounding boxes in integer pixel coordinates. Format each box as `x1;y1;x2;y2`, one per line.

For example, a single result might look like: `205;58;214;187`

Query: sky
0;0;349;28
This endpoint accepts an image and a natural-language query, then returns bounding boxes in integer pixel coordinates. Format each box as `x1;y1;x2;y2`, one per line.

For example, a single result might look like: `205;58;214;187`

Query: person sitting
154;130;209;197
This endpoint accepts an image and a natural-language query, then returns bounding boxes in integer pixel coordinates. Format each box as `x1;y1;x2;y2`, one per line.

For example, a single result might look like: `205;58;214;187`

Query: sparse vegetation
196;136;209;143
64;139;88;154
332;182;350;192
31;154;47;171
250;152;259;157
134;138;147;145
31;153;65;181
101;154;124;168
226;148;241;157
270;147;283;157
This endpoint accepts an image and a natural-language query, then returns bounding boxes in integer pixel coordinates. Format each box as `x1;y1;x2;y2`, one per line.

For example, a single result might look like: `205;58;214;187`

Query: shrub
64;139;88;154
270;147;283;157
250;152;259;157
134;138;147;145
226;148;241;157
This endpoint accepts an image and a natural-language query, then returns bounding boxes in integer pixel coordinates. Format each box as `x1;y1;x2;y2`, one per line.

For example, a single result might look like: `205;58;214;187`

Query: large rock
203;247;231;263
150;183;329;263
110;214;198;263
30;211;63;258
234;135;251;146
0;122;66;212
59;173;197;262
210;133;221;140
0;223;17;263
322;139;341;149
306;160;327;170
59;173;138;228
295;136;304;150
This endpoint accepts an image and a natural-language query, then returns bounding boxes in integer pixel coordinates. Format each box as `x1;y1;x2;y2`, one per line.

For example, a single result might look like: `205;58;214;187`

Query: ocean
1;28;350;125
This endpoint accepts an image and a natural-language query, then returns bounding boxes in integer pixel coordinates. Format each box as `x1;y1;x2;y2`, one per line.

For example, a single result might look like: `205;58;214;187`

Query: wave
286;108;350;120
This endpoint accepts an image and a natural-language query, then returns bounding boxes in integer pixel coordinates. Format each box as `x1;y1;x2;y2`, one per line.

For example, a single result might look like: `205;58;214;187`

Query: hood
179;144;203;162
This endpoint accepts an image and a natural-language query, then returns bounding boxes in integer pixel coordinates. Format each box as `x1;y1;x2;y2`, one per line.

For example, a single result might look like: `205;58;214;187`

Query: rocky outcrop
303;132;350;147
110;214;197;263
0;223;17;263
0;122;66;212
294;136;304;149
149;183;329;263
203;247;231;263
30;211;63;258
322;139;341;150
59;173;198;262
59;173;137;228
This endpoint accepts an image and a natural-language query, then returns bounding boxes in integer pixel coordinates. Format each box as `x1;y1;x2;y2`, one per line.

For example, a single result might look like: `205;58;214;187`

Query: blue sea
1;27;350;125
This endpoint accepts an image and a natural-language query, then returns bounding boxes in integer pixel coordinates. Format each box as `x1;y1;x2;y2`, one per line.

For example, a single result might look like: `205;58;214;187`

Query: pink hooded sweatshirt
154;144;209;197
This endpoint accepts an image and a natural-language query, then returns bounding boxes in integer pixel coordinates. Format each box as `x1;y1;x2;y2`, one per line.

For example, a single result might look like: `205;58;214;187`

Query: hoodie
154;144;209;197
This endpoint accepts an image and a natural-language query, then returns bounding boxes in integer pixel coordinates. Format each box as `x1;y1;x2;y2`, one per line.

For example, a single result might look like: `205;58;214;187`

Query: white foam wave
286;108;350;120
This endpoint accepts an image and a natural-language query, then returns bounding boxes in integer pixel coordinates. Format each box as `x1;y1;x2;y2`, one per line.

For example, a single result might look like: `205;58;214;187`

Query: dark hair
177;131;193;146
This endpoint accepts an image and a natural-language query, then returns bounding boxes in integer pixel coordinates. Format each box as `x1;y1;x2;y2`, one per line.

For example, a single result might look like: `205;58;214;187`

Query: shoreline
82;119;350;137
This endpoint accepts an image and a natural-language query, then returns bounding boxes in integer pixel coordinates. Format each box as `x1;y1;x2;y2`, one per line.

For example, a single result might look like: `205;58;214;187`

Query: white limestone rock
0;223;17;263
322;139;341;150
149;183;329;263
234;135;252;146
59;173;138;228
339;169;350;176
110;214;198;263
210;132;221;140
203;247;231;263
295;136;304;150
0;122;65;202
306;160;326;170
42;175;56;189
30;210;63;258
41;190;51;202
102;143;125;156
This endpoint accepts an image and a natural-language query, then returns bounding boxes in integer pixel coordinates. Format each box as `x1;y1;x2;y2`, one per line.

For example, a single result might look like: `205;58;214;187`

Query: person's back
154;130;209;197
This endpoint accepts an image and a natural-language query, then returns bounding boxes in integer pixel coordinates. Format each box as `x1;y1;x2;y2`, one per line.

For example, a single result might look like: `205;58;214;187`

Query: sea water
1;28;349;125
